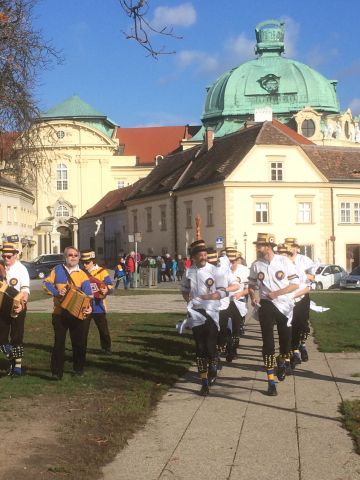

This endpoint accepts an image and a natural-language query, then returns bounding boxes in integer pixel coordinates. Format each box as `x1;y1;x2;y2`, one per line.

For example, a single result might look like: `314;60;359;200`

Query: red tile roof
80;184;135;219
115;125;200;165
269;119;314;145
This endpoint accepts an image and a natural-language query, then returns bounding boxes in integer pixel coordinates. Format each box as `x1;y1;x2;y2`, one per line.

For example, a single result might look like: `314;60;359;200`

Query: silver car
312;264;347;290
340;265;360;290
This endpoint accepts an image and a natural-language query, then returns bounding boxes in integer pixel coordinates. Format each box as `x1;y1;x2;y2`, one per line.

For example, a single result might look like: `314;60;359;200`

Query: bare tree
0;0;60;183
118;0;181;58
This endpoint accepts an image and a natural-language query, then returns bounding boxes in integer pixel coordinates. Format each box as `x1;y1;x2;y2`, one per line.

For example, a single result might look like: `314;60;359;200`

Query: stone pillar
73;223;79;249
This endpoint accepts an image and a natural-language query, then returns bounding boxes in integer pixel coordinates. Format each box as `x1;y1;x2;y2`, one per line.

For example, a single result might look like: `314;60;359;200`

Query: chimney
205;127;214;151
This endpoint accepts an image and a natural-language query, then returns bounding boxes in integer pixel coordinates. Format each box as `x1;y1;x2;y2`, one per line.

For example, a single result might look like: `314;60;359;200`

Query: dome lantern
255;20;285;56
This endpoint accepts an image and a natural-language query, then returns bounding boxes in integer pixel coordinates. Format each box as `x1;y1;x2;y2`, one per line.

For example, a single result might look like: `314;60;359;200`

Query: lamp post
243;232;247;261
234;239;238;251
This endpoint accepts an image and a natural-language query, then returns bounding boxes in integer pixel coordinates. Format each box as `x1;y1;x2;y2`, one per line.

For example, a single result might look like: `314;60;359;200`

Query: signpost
215;236;224;250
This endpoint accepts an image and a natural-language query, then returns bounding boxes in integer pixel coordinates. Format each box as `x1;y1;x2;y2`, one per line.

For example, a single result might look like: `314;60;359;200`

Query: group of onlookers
113;252;192;288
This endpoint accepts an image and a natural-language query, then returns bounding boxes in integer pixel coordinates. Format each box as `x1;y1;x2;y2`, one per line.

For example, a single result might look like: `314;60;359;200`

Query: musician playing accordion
43;246;92;380
80;250;114;355
0;242;30;377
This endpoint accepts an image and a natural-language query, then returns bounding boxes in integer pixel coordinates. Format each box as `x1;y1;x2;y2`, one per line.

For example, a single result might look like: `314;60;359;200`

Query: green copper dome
199;20;340;137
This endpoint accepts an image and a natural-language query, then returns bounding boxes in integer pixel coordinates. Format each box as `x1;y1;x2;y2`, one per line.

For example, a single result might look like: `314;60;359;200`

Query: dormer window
271;162;283;181
301;119;315;138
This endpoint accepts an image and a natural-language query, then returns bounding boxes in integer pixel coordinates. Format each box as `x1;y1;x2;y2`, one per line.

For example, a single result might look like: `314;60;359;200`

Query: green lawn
310;292;360;456
310;292;360;352
0;312;193;479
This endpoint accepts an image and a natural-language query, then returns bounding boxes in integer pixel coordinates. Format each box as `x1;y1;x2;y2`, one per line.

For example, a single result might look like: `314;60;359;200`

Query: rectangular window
340;202;351;223
7;206;11;224
298;202;312;223
299;245;313;258
13;207;17;224
160;205;167;231
271;162;283;181
255;202;269;223
117;180;125;189
146;207;152;232
56;164;68;190
205;197;214;227
354;202;360;223
132;209;138;233
185;201;192;229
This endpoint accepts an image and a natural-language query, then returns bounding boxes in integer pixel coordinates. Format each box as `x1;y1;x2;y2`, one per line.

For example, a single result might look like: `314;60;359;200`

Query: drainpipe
170;192;178;254
330;187;335;264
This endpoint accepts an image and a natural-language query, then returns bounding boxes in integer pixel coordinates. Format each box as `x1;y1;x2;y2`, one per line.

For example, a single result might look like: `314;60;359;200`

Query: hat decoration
80;250;96;262
253;233;277;246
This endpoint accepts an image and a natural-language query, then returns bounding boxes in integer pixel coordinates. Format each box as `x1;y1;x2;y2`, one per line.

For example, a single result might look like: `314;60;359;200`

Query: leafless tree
118;0;181;58
0;0;60;184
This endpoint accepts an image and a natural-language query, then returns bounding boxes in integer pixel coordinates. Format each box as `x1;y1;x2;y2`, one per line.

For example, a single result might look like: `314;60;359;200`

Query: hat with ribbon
80;250;96;262
253;233;277;247
284;237;300;248
206;248;218;265
225;246;238;262
1;242;19;254
276;243;291;255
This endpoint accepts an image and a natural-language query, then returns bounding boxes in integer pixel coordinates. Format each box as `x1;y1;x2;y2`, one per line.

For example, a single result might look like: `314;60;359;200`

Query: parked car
340;265;360;290
311;264;347;290
23;254;64;279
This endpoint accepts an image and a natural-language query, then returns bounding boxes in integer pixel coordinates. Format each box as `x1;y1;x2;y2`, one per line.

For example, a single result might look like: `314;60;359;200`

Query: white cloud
177;50;219;74
152;3;196;29
225;33;254;62
349;98;360;116
280;16;300;58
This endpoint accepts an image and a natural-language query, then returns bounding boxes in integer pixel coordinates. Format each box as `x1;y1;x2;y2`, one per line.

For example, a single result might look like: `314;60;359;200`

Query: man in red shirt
125;251;136;288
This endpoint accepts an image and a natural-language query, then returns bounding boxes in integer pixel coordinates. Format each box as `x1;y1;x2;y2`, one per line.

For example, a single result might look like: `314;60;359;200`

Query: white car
312;264;347;290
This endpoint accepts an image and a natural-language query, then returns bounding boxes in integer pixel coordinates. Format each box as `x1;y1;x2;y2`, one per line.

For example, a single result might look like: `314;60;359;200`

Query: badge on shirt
275;270;285;280
257;272;265;282
9;278;18;286
205;277;214;292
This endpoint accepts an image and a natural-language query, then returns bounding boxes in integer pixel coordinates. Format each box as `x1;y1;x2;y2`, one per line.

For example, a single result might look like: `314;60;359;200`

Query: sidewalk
102;316;360;480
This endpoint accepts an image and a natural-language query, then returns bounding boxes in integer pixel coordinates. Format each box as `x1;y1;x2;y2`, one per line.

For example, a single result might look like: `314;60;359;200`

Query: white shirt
293;254;317;289
181;262;222;327
216;263;239;310
5;261;30;295
249;254;298;317
230;264;250;316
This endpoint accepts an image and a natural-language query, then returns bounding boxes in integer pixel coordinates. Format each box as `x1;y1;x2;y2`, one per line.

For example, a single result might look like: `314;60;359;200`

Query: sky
33;0;360;127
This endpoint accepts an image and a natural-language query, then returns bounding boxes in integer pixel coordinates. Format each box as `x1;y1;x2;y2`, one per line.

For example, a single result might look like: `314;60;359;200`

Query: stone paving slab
102;318;360;480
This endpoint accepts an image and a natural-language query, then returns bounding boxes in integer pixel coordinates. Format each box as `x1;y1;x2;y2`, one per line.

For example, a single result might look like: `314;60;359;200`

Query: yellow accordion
0;281;23;318
60;286;91;321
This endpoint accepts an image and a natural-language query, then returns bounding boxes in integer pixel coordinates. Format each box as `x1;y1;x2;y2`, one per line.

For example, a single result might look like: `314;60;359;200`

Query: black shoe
51;373;63;381
267;383;278;396
276;358;286;382
208;368;217;385
291;352;302;369
199;384;210;396
101;349;112;356
300;345;309;362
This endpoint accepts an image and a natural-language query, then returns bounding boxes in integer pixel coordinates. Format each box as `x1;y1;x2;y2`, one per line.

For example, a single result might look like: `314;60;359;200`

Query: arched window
56;163;68;190
55;205;70;218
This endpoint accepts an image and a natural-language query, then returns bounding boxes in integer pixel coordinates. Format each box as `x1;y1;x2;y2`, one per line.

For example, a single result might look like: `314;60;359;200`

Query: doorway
346;244;360;272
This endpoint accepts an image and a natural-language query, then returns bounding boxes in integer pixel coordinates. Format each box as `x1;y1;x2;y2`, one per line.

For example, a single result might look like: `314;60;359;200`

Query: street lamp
234;239;238;250
243;232;248;261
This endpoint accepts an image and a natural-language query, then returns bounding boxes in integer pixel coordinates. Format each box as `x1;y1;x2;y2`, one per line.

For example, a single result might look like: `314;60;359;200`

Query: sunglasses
2;254;14;259
67;254;79;258
83;260;92;264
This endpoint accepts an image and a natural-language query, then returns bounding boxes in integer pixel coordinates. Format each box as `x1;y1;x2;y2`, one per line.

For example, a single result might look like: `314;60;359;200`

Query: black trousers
51;311;87;375
228;301;244;336
192;316;218;360
83;313;111;350
259;299;291;358
291;294;311;349
0;309;26;346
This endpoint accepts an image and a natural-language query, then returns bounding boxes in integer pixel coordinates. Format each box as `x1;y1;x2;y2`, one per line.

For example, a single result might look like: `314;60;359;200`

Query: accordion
60;286;91;321
0;281;23;318
88;276;107;299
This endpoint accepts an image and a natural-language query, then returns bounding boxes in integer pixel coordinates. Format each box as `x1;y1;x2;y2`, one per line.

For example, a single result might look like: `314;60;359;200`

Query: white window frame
205;197;214;227
117;180;126;189
298;202;312;224
270;161;283;181
185;201;192;229
340;202;351;223
255;202;269;224
56;163;68;191
55;205;70;218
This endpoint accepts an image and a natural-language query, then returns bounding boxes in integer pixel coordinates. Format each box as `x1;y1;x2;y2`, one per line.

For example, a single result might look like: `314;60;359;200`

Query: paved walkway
102;315;360;480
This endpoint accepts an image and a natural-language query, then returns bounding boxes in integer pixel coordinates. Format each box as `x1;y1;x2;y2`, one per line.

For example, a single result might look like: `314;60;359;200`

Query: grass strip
340;400;360;454
310;292;360;352
0;312;193;479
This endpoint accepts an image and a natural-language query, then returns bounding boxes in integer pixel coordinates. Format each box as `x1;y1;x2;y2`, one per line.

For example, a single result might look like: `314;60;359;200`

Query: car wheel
316;282;323;290
38;271;46;279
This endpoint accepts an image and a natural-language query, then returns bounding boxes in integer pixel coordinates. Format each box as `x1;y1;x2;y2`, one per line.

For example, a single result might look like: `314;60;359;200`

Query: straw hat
253;233;276;247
